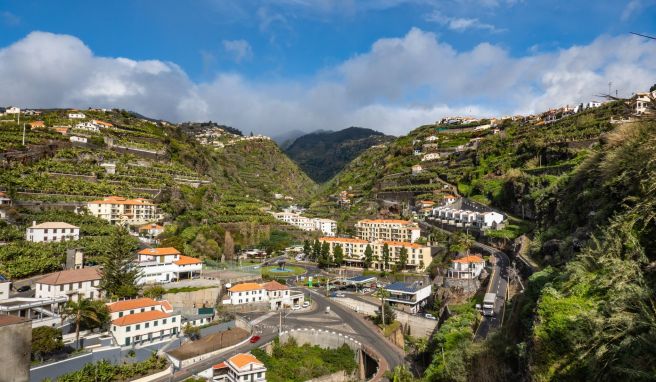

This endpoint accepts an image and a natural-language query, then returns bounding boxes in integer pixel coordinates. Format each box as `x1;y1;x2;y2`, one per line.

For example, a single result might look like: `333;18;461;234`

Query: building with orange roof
107;297;180;347
29;120;45;129
223;281;303;309
35;267;102;302
355;218;421;243
138;223;164;237
0;191;11;206
202;353;266;382
448;255;486;279
86;196;162;226
135;247;202;284
319;237;433;271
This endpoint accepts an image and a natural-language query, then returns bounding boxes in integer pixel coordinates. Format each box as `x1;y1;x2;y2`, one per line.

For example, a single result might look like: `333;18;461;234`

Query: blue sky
1;0;655;135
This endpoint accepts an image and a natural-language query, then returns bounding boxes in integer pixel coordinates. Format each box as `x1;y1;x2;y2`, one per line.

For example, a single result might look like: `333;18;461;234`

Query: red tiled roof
112;310;170;326
453;255;485;263
228;283;264;292
228;353;263;369
262;280;289;291
36;267;101;285
138;247;180;256
174;255;201;266
107;298;160;313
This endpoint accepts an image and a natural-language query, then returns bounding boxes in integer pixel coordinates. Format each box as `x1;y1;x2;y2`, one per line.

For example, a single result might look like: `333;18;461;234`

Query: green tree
99;227;140;298
333;244;344;267
61;298;109;349
398;247;408;271
318;241;331;268
363;244;373;269
388;365;416;382
183;323;200;340
31;326;64;361
382;243;390;271
449;232;474;254
303;239;311;257
142;285;166;299
312;239;321;261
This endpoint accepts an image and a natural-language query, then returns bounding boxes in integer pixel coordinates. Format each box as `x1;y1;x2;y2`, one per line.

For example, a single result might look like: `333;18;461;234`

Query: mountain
272;129;308;150
284;126;394;183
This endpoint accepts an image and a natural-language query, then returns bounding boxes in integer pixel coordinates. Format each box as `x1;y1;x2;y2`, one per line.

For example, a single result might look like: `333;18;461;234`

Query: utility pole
608;81;612;96
278;308;282;334
22;123;26;146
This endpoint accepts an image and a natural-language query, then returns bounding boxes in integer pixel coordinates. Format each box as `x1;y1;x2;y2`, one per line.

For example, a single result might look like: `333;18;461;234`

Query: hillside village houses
0;191;11;206
107;298;180;347
29;120;45;129
355;219;421;243
223;280;304;309
271;211;337;236
35;267;103;302
87;196;162;226
68;112;86;119
425;135;438;141
26;221;80;243
319;237;433;271
201;353;267;382
422;153;440;162
139;223;165;237
412;164;423;175
633;91;656;115
447;255;486;279
75;119;113;132
135;247;202;284
431;199;505;230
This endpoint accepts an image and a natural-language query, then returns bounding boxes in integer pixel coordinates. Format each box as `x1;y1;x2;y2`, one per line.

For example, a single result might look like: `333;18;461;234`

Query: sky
0;0;655;136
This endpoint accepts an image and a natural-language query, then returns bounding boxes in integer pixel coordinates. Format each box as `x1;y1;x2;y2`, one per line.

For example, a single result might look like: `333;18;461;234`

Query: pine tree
382;243;390;271
333;244;344;267
223;231;235;261
364;244;373;269
303;240;311;257
398;247;408;271
99;227;140;298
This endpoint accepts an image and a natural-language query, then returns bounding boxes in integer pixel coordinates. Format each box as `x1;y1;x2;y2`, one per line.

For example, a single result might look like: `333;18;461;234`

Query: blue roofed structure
345;275;376;285
383;281;432;313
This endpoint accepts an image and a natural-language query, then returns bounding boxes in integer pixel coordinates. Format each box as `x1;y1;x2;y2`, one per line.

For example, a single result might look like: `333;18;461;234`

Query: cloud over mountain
0;30;655;135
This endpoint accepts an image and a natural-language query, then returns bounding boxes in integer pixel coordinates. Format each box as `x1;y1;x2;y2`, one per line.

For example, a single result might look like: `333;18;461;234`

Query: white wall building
35;267;103;302
0;191;11;206
202;353;267;382
135;247;202;284
421;153;441;162
432;206;505;230
383;281;432;314
107;298;180;347
355;219;421;243
25;221;80;243
271;212;337;236
447;255;486;279
223;281;303;309
68;112;86;119
87;196;162;226
69;136;88;143
4;106;20;114
320;237;433;271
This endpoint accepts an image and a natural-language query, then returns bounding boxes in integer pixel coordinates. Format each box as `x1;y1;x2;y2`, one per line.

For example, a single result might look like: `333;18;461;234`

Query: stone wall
0;318;31;382
162;288;220;314
307;370;357;382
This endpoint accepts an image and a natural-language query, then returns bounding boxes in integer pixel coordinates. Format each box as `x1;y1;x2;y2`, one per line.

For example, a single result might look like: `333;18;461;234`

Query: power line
630;32;656;40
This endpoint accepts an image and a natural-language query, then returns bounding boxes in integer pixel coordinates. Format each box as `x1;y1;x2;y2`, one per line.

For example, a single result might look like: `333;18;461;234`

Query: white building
4;106;20;114
634;92;655;115
432;205;504;230
271;212;337;236
447;255;486;279
68;112;86;119
355;219;421;243
412;165;423;175
0;192;11;206
203;353;267;382
425;135;438;142
25;221;80;243
75;121;101;132
135;247;202;284
87;196;162;226
383;281;432;314
421;153;440;162
223;281;303;309
138;223;164;237
35;267;103;302
69;136;88;143
107;298;180;347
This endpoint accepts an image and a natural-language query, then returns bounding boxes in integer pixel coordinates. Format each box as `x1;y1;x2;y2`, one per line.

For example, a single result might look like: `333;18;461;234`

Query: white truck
483;292;496;317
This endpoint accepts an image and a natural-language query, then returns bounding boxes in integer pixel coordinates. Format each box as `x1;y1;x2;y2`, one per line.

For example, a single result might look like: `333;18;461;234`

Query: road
154;288;404;381
420;220;509;340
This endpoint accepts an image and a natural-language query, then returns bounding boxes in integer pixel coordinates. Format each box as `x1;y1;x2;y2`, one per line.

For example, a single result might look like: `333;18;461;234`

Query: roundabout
261;265;306;277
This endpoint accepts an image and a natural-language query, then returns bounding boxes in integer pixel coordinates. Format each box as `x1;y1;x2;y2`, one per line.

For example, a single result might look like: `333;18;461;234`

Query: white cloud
1;30;655;137
222;39;254;63
425;11;501;32
1;11;20;26
621;0;656;21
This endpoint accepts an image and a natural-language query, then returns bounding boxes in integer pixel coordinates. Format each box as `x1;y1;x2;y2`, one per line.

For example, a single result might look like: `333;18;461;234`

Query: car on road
424;313;436;320
362;288;370;294
16;285;30;292
292;305;301;310
335;292;345;297
249;335;261;343
302;301;310;308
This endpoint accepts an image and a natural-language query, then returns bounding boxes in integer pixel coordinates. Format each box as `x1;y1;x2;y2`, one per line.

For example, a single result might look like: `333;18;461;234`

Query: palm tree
61;298;108;349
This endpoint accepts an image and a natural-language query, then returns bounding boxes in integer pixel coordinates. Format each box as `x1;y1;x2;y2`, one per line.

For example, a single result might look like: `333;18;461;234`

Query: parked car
16;285;30;292
249;335;261;343
424;313;436;320
302;301;310;308
292;305;301;310
362;288;370;294
335;292;346;297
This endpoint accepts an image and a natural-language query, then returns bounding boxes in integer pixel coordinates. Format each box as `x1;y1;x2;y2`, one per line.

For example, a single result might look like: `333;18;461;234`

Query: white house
4;106;20;114
634;92;655;115
203;353;267;382
425;135;438;142
25;221;80;243
271;212;337;236
135;247;202;284
432;205;505;230
383;281;432;314
107;298;180;347
476;211;505;229
412;165;423;175
421;153;440;162
138;223;164;237
447;255;486;279
223;281;303;309
35;267;103;302
68;112;86;119
69;136;88;143
0;192;11;206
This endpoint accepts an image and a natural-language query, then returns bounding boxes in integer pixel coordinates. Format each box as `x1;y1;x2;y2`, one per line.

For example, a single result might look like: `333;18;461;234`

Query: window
59;285;64;291
126;326;131;332
172;317;176;322
154;320;158;326
145;322;149;328
151;307;155;311
112;326;116;332
119;312;123;317
78;282;82;288
136;324;140;330
141;308;145;313
130;310;134;314
163;319;167;324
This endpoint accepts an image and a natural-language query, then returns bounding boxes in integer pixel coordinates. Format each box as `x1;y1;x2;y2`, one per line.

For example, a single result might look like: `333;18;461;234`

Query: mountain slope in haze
284;126;394;183
272;129;308;150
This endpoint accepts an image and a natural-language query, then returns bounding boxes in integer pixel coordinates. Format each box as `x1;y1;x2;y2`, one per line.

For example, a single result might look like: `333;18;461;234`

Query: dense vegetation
285;127;394;183
51;353;168;382
252;338;358;382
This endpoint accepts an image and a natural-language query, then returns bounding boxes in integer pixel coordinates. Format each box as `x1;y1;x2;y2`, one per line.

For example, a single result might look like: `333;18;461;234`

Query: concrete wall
162;288;220;314
30;346;122;382
279;328;362;355
307;370;357;382
0;319;31;382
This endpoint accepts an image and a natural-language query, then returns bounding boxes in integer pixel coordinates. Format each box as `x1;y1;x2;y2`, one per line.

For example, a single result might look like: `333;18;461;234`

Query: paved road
420;220;509;340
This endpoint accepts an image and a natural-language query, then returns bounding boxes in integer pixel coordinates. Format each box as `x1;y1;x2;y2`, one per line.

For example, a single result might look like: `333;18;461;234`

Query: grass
261;265;306;277
382;320;402;336
164;286;214;294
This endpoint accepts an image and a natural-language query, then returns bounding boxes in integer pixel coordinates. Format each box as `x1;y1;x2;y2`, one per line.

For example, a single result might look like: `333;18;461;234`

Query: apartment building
35;267;103;302
87;196;162;226
207;353;267;382
271;211;337;236
432;206;504;230
355;219;421;243
25;221;80;243
107;298;180;347
135;247;202;284
223;281;304;309
319;237;432;271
